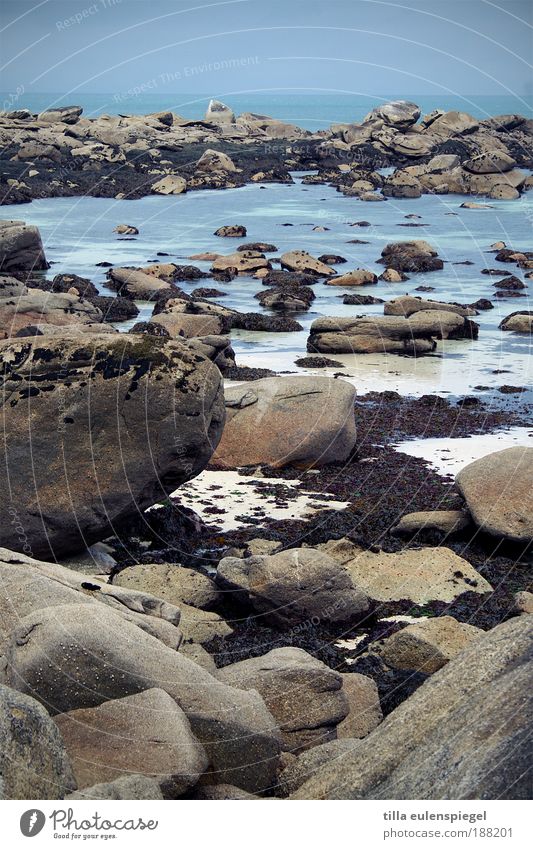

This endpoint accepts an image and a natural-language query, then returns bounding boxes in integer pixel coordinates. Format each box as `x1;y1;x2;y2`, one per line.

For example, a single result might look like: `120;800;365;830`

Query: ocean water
2;93;533;130
3;173;532;401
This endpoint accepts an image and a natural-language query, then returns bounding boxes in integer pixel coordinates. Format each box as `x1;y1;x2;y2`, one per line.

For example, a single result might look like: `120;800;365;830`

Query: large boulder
211;376;357;469
211;251;270;275
0;334;224;558
456;447;533;543
0;220;48;272
218;647;349;753
292;616;533;799
1;603;282;793
307;311;472;356
216;547;370;629
317;539;492;603
0;289;102;337
0;684;76;799
55;689;208;797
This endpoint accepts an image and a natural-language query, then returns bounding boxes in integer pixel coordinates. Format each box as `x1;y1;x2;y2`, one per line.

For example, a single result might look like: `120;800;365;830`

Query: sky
1;0;532;101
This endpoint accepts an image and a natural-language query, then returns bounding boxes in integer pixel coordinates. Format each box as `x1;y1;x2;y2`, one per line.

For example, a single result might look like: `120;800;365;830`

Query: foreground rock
318;539;492;603
55;689;208;797
212;376;357;469
336;674;382;739
0;334;224;558
368;616;484;674
307;311;475;356
0;683;76;799
218;648;349;753
0;220;48;271
67;774;163;800
1;602;281;793
216;548;370;629
0;288;102;337
292;616;532;799
113;563;220;610
456;447;533;543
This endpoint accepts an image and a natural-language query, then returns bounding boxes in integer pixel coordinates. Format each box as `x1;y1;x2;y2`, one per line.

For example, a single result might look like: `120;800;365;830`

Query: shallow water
3;174;533;400
395;426;533;476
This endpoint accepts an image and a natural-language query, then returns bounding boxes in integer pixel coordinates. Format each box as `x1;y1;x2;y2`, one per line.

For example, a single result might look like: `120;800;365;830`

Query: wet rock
113;224;139;235
379;268;406;283
318;254;347;264
391;510;470;540
218;647;350;752
1;602;282;793
325;269;377;286
491;275;525;290
0;220;48;272
88;295;139;323
377;241;443;273
238;242;277;252
228;312;302;332
211;251;270;275
456;446;533;543
214;224;247;238
294;355;344;368
280;250;335;277
499;311;533;333
0;683;76;800
384;294;476;317
292;616;532;799
0;333;224;558
256;285;315;311
212;375;357;469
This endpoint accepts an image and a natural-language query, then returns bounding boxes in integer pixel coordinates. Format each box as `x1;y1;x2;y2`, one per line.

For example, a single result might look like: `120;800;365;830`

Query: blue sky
1;0;532;98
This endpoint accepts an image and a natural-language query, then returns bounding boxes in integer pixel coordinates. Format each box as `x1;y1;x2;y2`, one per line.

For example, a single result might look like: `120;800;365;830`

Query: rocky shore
1;99;533;205
0;100;531;802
